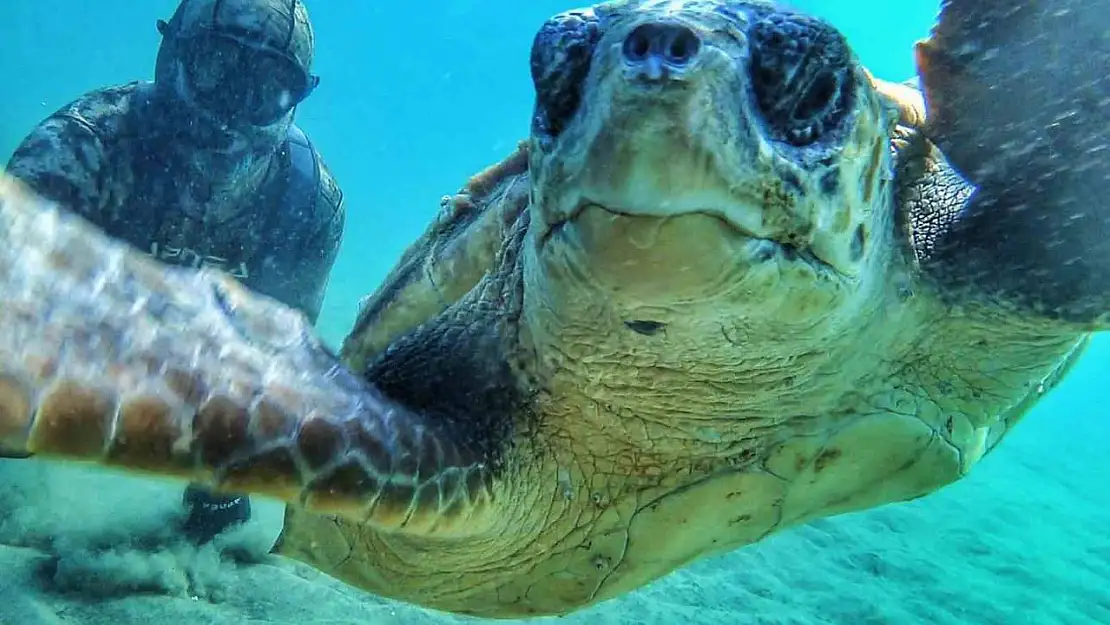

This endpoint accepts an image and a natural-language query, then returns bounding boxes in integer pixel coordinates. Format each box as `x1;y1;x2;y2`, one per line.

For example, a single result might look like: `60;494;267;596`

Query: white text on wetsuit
148;242;250;279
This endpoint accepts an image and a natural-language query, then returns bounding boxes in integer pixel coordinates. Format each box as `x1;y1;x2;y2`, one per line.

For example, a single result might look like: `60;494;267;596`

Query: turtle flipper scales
0;174;493;535
914;0;1110;326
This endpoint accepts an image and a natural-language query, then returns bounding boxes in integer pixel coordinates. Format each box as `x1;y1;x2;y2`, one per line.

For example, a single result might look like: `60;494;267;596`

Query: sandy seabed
1;349;1107;625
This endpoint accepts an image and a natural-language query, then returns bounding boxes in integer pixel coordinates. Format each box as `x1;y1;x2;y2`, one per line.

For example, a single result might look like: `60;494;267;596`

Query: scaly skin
0;165;1086;618
284;2;1092;618
0;174;496;536
0;0;1104;620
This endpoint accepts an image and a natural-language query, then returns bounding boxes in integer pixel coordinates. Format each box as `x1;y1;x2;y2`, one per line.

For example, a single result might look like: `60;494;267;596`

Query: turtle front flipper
913;0;1110;326
0;174;494;536
341;144;530;371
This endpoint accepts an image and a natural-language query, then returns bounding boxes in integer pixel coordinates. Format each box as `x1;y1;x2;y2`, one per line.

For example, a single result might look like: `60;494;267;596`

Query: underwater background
0;1;1108;623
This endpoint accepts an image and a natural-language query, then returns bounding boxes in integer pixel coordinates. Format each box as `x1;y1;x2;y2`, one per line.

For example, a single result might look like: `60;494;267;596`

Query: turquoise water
0;2;1108;624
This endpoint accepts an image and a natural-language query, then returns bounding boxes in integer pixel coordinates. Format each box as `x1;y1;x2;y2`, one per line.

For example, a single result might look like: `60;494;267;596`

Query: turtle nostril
623;28;651;61
665;28;700;65
622;22;703;74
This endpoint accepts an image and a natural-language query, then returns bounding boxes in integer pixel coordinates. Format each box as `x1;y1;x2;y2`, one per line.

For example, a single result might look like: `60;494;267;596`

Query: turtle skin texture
0;0;1108;619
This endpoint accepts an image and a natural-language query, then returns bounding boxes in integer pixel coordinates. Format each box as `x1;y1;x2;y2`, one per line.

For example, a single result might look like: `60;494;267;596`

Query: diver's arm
248;169;346;326
292;194;345;325
286;154;347;325
5;112;109;222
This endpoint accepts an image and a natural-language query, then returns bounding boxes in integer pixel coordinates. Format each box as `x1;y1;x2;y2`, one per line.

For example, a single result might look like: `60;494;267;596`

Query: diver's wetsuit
6;81;344;321
4;80;345;544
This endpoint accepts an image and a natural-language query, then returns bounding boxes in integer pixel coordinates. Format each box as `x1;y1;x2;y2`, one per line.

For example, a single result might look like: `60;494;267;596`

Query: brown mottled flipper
0;174;493;535
914;0;1110;326
341;143;530;371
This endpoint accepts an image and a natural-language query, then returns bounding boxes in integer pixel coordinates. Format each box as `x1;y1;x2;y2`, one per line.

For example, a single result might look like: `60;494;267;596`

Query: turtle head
526;0;901;344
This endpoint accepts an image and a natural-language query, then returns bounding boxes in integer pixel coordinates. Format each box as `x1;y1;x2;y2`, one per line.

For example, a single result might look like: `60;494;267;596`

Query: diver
3;0;346;546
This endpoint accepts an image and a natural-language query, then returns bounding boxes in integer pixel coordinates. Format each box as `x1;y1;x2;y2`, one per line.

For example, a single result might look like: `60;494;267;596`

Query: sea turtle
0;0;1108;619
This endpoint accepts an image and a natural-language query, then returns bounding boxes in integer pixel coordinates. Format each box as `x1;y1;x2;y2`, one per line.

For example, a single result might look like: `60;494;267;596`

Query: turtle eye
748;13;855;147
529;10;602;139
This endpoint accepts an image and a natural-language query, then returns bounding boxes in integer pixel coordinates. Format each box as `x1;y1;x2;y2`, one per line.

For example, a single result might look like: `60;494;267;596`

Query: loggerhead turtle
0;0;1108;619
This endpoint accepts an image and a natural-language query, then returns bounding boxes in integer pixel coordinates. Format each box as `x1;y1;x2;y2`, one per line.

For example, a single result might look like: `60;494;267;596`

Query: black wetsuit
4;80;346;542
5;81;345;322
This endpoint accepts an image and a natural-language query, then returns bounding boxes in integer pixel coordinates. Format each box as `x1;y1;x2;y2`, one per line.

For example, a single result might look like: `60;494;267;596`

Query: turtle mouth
542;200;840;275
